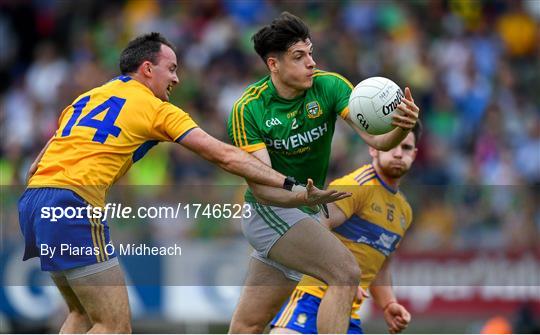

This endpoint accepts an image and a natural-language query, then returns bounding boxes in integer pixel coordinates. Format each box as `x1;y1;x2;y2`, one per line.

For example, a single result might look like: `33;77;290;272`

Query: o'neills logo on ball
382;89;404;116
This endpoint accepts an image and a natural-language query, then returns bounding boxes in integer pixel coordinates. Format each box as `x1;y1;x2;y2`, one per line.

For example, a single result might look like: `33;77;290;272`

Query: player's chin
387;167;407;178
302;77;313;89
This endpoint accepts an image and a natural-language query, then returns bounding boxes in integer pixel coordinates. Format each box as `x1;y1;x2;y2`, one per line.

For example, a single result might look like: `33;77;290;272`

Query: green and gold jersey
227;70;353;207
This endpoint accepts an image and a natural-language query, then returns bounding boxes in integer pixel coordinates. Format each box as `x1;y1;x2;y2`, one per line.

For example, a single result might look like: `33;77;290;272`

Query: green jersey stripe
232;84;260;146
232;83;268;147
232;84;262;147
238;84;268;147
313;71;354;89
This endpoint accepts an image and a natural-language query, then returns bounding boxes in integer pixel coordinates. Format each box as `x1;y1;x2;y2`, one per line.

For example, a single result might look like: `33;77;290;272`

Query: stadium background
0;0;539;333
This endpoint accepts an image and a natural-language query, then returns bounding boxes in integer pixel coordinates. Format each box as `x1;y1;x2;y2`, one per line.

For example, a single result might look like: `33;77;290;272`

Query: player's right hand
383;302;411;334
392;86;420;131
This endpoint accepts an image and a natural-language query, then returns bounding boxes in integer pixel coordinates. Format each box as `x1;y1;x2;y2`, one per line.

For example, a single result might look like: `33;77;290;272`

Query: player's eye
402;145;414;151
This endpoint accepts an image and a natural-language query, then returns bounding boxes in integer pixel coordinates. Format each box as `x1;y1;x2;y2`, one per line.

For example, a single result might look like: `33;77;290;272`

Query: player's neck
372;164;400;190
130;73;152;92
270;75;304;100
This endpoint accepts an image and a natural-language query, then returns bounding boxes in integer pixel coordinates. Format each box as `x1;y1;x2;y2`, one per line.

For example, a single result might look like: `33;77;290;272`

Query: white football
348;77;404;135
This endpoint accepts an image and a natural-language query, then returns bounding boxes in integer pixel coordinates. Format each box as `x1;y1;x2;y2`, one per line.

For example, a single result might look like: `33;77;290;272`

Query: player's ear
368;147;378;159
140;60;153;78
267;56;279;73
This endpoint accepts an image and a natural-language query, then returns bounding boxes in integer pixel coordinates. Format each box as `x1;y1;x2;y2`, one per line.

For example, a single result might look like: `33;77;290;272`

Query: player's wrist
396;124;412;133
282;176;297;191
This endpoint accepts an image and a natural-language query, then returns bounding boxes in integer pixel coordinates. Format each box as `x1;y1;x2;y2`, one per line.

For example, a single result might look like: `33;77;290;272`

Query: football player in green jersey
227;12;420;333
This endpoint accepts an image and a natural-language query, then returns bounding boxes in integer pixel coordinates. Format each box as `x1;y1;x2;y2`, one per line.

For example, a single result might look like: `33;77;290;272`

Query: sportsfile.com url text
40;203;253;222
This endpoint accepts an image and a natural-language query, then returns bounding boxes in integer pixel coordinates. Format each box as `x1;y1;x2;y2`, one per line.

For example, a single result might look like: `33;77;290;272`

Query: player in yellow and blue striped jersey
271;122;422;334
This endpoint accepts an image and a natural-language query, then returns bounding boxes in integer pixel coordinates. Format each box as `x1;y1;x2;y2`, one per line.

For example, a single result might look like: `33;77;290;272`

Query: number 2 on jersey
291;118;298;130
61;95;125;143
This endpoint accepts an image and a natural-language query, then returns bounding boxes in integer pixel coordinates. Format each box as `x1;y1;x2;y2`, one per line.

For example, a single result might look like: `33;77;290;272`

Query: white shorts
242;202;320;281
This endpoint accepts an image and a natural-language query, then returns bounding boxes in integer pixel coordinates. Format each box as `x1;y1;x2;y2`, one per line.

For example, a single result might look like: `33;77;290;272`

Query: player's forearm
219;145;286;188
370;284;397;310
182;129;287;188
359;126;409;151
345;116;407;151
249;182;308;208
370;264;397;309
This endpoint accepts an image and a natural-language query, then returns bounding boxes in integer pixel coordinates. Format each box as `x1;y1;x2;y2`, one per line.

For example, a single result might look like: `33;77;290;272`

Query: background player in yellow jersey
19;32;347;333
270;122;422;334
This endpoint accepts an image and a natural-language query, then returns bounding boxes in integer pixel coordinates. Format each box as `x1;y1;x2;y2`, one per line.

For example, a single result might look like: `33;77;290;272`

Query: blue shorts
270;290;363;334
18;188;116;271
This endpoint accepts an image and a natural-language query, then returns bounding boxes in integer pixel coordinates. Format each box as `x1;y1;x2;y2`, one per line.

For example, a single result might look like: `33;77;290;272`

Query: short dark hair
411;119;423;146
119;32;175;75
252;12;310;63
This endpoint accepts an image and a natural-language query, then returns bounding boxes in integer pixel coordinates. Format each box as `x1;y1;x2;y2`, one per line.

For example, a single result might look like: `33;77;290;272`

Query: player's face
148;44;179;101
372;132;417;179
273;39;316;92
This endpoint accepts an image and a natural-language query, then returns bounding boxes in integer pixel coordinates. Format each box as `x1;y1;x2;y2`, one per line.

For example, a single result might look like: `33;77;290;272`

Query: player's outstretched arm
345;87;420;151
250;178;350;208
370;258;411;334
179;128;289;188
247;149;350;207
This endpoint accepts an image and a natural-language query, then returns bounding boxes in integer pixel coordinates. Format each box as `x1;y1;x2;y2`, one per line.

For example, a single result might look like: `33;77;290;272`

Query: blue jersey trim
175;127;197;143
354;167;374;182
333;215;401;256
133;140;159;163
116;75;132;82
371;164;398;194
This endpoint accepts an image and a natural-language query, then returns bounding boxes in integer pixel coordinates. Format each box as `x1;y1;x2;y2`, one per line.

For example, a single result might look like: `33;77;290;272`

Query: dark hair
119;32;175;75
411;119;423;146
252;12;310;63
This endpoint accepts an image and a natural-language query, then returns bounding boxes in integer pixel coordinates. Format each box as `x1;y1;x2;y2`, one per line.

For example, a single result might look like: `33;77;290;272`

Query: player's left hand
383;302;411;334
301;178;352;206
392;87;419;131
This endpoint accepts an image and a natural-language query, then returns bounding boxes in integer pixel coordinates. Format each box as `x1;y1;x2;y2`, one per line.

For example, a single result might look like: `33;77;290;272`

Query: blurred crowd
1;0;539;251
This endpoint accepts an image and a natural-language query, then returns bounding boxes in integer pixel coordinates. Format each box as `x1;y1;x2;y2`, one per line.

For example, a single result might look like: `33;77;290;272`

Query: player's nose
307;55;316;68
